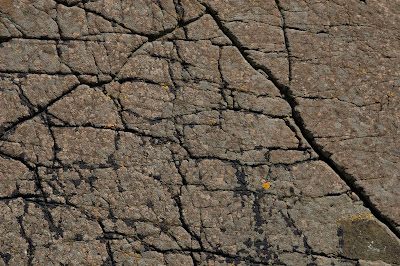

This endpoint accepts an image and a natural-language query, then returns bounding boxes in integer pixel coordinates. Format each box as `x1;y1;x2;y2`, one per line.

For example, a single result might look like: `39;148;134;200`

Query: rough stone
0;0;59;38
0;39;61;73
0;0;399;265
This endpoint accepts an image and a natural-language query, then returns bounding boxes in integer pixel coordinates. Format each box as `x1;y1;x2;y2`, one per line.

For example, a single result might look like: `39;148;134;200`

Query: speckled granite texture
0;0;399;265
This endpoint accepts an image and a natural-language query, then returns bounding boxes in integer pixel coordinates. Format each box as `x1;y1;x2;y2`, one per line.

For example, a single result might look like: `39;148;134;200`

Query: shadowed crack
17;212;34;265
98;221;117;266
274;0;292;84
201;2;400;241
0;36;12;46
0;82;81;139
0;12;207;141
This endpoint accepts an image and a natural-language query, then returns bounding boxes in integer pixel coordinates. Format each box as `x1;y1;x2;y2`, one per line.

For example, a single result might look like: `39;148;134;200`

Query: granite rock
0;0;399;265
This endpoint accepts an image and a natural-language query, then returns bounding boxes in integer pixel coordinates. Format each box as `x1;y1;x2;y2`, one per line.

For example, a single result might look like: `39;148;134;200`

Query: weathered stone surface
0;116;54;166
48;85;121;127
57;5;89;39
0;0;399;265
0;0;58;38
0;156;36;197
19;74;80;108
0;39;61;73
0;75;31;131
84;0;178;35
59;40;98;74
341;219;400;264
277;0;400;230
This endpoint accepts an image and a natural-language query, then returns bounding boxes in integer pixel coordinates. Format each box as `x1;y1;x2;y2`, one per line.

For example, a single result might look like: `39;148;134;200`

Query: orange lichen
365;212;373;219
106;123;118;128
160;83;169;90
262;182;271;189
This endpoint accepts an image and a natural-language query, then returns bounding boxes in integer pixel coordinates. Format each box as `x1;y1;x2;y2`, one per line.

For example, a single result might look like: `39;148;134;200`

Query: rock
0;0;398;265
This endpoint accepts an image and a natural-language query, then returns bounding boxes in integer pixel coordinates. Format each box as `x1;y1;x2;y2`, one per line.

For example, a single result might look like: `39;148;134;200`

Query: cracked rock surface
0;0;399;265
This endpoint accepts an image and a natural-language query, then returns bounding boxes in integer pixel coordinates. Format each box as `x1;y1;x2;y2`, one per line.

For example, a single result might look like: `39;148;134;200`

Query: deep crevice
17;212;35;266
0;36;12;46
0;194;42;201
98;220;116;266
274;0;292;84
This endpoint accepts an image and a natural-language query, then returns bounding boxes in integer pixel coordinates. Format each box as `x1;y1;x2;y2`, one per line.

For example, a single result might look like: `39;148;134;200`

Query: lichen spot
160;83;169;90
262;182;270;189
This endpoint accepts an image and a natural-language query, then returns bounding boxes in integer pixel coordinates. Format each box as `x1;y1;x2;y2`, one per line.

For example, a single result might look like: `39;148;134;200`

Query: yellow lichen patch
160;83;169;90
235;85;249;92
134;253;142;261
207;119;218;125
106;123;118;128
361;68;366;73
120;165;126;169
337;212;374;223
262;182;271;189
120;251;132;258
105;93;111;99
